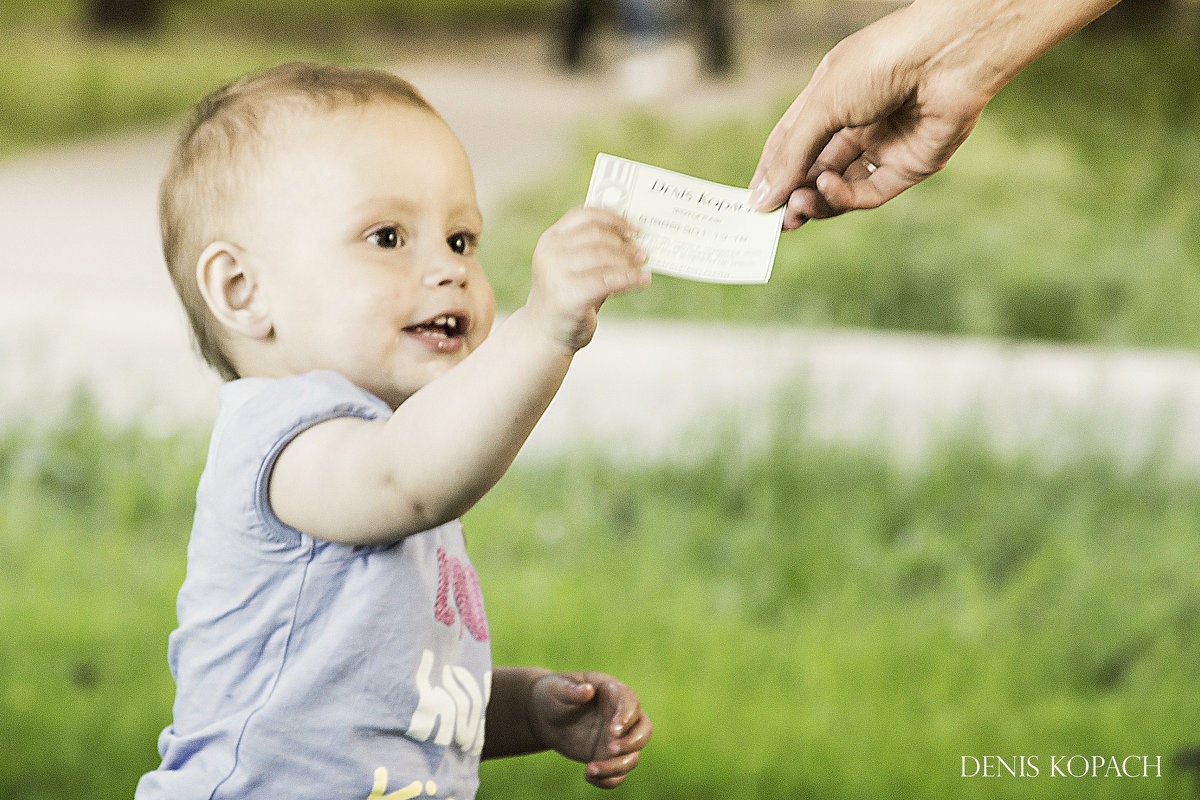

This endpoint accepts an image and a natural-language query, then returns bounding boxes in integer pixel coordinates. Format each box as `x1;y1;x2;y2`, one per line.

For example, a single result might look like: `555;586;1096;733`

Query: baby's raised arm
268;208;648;545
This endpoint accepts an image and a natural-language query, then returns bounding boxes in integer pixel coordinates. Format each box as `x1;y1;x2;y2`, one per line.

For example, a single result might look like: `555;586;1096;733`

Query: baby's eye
368;226;402;249
448;232;478;256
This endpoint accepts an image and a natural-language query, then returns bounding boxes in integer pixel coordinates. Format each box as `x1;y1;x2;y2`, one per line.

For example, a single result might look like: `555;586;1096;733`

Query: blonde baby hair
159;61;436;380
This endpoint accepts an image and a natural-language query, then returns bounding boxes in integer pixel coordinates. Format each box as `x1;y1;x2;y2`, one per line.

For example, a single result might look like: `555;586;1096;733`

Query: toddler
135;61;652;800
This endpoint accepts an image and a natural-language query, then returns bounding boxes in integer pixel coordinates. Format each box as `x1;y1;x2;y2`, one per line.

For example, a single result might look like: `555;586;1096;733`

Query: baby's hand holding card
584;153;784;285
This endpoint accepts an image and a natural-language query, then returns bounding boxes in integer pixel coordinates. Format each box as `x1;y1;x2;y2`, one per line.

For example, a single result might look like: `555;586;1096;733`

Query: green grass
2;400;1197;799
475;438;1200;799
0;400;201;799
481;32;1200;350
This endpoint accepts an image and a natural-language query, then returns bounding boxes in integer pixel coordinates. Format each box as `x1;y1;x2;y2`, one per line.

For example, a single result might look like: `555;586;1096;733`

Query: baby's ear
196;242;272;340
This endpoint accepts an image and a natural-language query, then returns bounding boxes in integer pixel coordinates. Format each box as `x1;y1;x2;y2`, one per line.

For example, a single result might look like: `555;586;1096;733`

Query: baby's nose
423;256;469;288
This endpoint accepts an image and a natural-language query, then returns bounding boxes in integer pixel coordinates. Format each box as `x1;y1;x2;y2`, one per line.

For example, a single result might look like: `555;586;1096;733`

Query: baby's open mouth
405;313;467;339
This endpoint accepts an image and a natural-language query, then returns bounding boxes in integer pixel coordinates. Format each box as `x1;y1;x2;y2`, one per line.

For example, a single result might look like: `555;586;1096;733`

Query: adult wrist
910;0;1121;101
904;0;1024;107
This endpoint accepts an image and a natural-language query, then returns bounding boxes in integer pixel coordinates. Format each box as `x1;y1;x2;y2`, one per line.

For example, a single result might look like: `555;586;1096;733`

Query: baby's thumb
544;673;596;707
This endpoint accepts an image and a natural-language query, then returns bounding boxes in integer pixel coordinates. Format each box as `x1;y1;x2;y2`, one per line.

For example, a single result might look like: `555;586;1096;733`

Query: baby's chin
372;359;470;409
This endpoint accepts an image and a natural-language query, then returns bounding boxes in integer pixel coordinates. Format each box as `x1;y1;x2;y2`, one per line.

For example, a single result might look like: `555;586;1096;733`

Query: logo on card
587;153;636;215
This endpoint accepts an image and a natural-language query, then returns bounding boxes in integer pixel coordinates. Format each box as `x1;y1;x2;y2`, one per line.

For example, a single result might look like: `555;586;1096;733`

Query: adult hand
749;0;1122;230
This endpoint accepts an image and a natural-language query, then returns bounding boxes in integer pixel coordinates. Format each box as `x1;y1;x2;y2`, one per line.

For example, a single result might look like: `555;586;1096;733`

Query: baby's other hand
529;672;653;789
527;207;649;353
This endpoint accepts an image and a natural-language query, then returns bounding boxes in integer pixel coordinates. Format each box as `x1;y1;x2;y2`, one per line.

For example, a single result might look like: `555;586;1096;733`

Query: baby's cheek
474;287;497;342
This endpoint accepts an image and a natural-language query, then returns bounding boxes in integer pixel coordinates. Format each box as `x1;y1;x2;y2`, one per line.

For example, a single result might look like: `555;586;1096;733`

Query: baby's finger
606;712;652;762
557;246;650;301
540;673;595;708
597;262;652;297
597;683;635;734
536;223;643;275
556;206;637;241
585;751;642;789
565;236;646;274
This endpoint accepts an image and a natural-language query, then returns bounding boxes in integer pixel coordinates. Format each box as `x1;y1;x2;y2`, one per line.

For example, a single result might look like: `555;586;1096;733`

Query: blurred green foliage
0;26;383;158
0;0;554;159
5;46;260;155
2;401;1197;798
0;0;555;28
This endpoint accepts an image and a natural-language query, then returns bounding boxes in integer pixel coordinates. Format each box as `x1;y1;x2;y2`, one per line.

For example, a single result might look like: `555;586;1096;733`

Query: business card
584;153;784;284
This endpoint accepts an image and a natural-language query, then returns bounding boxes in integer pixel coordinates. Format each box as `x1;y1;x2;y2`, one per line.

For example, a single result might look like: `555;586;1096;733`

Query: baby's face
242;101;495;408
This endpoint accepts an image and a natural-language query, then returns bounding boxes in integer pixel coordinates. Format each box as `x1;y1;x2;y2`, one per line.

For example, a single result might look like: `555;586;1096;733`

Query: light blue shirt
137;371;493;800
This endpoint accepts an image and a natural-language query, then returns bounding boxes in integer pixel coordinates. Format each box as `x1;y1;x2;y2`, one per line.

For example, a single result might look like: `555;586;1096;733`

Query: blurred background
2;0;1200;797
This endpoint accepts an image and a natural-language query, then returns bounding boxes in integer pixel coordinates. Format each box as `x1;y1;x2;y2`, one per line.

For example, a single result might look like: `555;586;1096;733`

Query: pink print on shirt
434;546;489;642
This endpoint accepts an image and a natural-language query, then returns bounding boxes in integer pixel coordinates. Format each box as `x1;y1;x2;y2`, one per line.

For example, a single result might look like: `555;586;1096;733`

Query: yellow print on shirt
407;649;490;755
367;767;452;800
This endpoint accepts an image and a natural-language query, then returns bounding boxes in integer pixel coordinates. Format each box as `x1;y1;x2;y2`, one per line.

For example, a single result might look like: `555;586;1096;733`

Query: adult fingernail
749;179;772;210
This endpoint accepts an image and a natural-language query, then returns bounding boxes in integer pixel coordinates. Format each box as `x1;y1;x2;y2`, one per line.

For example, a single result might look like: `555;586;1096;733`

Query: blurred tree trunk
88;0;161;32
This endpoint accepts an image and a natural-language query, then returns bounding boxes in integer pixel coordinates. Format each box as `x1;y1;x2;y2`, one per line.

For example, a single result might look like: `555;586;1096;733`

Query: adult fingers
750;86;839;213
813;157;917;216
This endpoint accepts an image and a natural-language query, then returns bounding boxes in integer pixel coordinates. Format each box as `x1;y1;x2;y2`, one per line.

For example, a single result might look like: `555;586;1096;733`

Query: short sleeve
197;370;392;550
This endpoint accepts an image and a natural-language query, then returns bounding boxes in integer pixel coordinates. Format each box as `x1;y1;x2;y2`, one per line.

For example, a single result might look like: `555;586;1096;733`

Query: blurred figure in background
557;0;734;99
88;0;160;31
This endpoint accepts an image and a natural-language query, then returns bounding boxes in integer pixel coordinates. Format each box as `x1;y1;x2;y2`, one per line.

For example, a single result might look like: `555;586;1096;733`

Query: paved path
528;321;1200;471
4;7;1200;471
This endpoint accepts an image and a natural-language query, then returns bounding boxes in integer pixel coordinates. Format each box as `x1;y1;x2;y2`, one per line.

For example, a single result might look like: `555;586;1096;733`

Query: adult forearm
747;0;1125;222
909;0;1122;101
